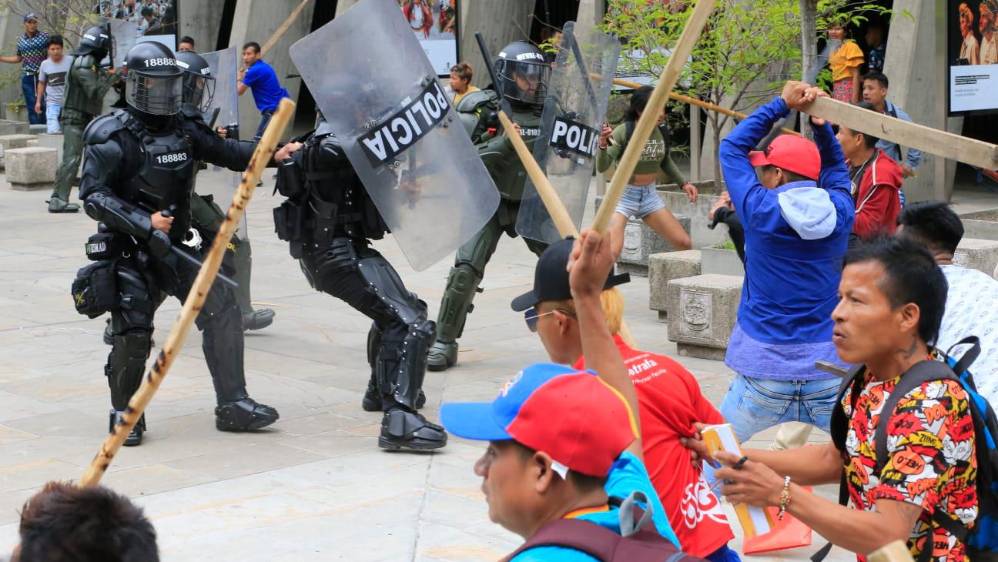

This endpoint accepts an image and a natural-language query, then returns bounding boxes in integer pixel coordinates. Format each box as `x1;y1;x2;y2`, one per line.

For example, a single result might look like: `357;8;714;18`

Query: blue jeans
254;109;274;141
719;374;840;443
21;74;44;125
45;102;61;133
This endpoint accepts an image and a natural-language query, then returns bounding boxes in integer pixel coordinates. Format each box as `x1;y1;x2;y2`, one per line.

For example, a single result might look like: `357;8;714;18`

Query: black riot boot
379;406;447;451
109;409;146;447
215;398;280;431
362;375;426;412
242;308;275;331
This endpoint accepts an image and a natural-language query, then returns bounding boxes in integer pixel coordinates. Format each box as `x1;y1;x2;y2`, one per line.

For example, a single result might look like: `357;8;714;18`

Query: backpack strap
945;336;981;380
873;360;959;475
813;365;866;562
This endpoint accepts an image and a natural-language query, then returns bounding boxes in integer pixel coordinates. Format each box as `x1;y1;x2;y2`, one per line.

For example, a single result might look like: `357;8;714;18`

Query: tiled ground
0;169;864;561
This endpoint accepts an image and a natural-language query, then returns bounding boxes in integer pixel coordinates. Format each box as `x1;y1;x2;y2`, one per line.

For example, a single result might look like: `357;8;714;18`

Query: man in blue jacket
718;82;854;443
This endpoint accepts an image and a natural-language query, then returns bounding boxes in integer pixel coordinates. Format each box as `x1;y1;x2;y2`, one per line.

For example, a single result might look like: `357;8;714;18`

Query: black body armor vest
113;110;197;241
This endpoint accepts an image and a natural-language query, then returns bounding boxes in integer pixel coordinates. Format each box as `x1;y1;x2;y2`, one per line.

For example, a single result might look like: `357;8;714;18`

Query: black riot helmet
124;42;184;116
75;23;112;59
494;41;550;109
175;50;215;113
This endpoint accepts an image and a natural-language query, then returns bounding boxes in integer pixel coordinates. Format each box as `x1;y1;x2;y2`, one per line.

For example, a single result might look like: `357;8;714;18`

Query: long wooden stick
498;110;638;347
592;0;717;233
260;0;314;58
79;98;296;488
802;96;998;171
610;77;800;137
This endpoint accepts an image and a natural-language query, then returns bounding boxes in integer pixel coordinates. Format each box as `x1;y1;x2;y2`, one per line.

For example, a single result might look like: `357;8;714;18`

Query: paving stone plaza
2;166;961;562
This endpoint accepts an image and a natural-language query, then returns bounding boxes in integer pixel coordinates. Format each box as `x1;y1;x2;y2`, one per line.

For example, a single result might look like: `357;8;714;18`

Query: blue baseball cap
440;363;637;477
23;13;38;22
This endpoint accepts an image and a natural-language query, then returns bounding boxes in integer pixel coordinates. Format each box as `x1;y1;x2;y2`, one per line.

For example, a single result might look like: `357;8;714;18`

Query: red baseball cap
748;134;820;181
440;364;638;477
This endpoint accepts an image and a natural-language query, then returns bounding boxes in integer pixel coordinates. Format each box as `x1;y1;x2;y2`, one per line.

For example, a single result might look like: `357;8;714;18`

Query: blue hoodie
719;97;854;381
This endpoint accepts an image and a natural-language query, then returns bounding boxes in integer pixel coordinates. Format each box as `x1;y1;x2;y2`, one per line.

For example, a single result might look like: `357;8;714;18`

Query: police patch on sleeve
358;79;451;167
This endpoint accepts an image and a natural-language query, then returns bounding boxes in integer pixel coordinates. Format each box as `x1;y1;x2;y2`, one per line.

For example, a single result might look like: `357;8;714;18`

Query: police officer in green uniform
426;41;550;371
49;24;120;213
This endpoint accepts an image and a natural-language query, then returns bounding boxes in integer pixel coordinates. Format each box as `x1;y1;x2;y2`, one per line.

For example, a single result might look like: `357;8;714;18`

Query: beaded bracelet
777;475;792;520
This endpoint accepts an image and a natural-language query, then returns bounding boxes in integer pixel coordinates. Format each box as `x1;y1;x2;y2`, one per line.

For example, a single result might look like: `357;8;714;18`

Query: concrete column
883;0;960;202
459;0;534;88
572;0;605;41
228;0;317;136
178;0;227;50
335;0;363;16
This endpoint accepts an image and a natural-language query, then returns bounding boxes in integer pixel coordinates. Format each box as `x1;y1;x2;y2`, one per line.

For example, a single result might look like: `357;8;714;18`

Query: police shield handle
498;110;575;238
78;98;296;488
497;110;638;348
868;541;914;562
591;0;717;234
608;76;800;137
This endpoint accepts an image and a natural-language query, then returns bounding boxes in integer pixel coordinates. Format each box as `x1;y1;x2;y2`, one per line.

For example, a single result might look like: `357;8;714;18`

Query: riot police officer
176;49;275;331
49;23;121;213
426;41;550;371
76;42;279;446
272;115;446;451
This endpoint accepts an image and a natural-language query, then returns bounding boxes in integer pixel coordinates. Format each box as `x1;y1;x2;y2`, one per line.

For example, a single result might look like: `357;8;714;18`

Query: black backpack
504;492;706;562
813;337;998;562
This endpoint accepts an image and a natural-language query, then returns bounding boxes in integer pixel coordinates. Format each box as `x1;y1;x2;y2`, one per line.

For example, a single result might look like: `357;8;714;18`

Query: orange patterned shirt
842;371;977;561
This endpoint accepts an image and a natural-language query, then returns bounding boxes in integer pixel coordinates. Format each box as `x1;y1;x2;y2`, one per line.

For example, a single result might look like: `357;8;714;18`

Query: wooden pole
260;0;314;58
496;110;637;347
867;541;914;562
610;77;800;137
802;96;998;171
592;0;717;233
79;98;296;488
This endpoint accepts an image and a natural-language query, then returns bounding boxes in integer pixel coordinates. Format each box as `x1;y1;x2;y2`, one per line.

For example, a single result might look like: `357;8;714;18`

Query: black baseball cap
510;238;630;312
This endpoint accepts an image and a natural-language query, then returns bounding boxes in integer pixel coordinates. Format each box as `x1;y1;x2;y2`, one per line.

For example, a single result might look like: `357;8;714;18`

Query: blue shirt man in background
717;81;855;444
238;41;289;140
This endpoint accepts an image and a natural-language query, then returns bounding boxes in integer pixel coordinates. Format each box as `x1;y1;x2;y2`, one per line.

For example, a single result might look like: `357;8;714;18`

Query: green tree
604;0;802;182
603;0;889;182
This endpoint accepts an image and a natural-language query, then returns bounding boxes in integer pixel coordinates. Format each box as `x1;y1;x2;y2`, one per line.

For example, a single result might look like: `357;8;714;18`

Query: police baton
158;208;240;290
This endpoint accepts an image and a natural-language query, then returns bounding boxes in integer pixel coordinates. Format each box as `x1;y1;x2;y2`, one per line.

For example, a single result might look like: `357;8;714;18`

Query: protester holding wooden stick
596;86;697;256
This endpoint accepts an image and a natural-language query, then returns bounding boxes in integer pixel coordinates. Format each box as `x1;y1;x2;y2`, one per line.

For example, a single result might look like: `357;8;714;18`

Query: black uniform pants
105;247;248;410
300;237;434;410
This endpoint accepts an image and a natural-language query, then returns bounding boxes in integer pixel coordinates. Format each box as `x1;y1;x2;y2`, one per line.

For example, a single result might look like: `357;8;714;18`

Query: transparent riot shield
289;0;500;271
199;47;247;239
516;22;620;244
107;20;141;67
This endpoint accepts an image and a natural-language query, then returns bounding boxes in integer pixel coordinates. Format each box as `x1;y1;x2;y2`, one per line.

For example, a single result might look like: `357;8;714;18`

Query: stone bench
954;238;998;276
593;194;695;276
28;124;47;134
5;147;57;191
0;134;37;170
33;133;64;163
666;274;743;360
648;250;701;321
0;120;29;136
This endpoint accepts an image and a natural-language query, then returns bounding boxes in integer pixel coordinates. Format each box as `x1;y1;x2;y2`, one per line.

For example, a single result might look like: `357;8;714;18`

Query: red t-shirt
574;336;733;557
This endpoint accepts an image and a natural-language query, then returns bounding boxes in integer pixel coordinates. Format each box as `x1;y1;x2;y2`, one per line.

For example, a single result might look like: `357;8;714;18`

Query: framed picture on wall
398;0;459;76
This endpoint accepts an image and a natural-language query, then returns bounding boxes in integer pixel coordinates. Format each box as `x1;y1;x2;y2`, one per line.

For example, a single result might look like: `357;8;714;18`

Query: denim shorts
614;183;666;219
719;374;841;443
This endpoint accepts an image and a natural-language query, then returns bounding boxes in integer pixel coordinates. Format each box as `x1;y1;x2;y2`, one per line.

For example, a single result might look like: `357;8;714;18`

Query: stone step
5;147;57;191
954;237;998;277
0;134;38;170
666;273;743;360
648;250;702;321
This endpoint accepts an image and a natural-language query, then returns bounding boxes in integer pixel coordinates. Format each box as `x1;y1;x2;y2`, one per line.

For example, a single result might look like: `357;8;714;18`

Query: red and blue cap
440;363;638;477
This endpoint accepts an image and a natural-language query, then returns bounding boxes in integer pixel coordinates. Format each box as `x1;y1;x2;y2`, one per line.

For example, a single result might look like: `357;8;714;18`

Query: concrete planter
593;195;690;276
4;106;27;123
656;181;729;249
700;246;744;276
960;209;998;241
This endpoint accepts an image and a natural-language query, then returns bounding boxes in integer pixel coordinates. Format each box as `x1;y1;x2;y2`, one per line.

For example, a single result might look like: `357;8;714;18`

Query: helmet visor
127;72;183;115
182;73;216;113
497;60;550;107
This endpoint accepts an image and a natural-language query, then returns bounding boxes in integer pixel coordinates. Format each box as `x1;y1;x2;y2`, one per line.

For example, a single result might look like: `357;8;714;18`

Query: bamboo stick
592;0;717;233
79;98;296;487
